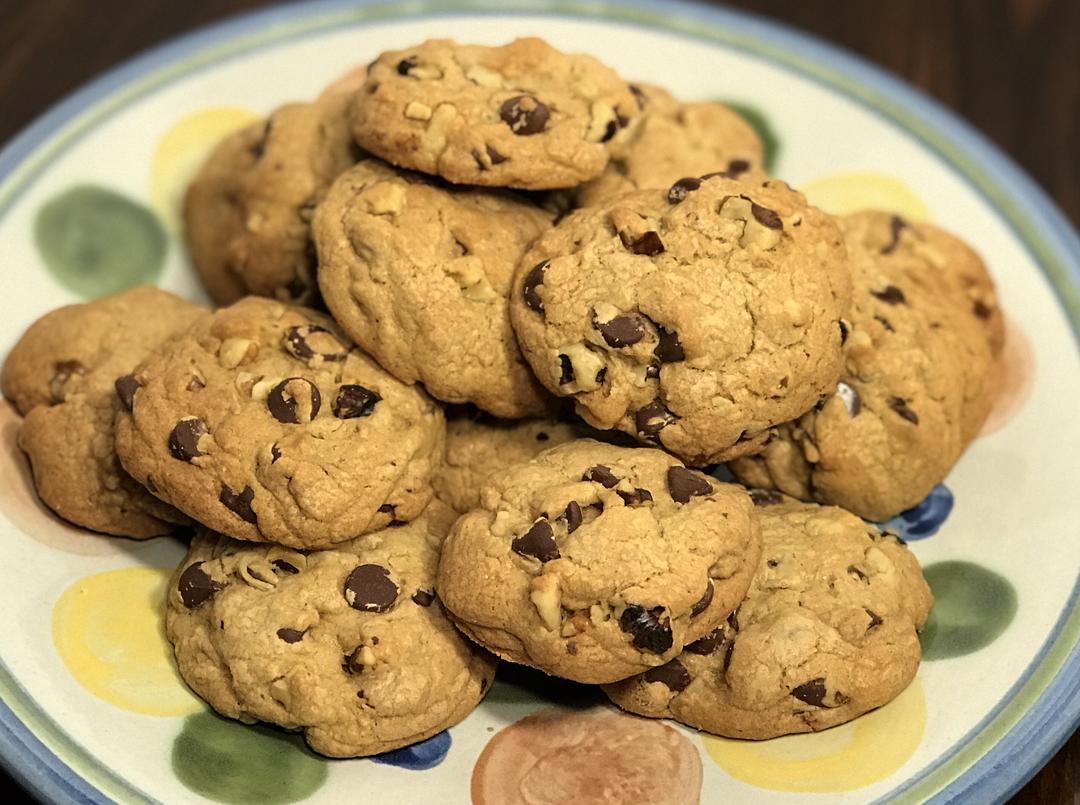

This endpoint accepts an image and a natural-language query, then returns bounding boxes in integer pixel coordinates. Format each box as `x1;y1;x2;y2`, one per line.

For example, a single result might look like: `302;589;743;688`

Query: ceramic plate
1;1;1078;803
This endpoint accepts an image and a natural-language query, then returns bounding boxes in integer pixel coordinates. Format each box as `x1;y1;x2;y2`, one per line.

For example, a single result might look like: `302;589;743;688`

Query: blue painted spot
370;730;450;770
878;484;953;540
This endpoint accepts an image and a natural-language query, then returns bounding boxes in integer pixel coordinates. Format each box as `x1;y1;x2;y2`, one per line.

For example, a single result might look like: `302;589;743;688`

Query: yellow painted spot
52;567;202;717
801;172;931;221
150;106;260;231
703;678;926;793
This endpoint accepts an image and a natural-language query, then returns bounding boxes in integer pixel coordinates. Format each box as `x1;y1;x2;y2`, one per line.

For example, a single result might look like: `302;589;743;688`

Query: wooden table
0;1;1077;802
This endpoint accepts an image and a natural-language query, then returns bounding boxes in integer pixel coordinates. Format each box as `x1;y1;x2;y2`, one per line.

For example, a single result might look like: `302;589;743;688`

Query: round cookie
351;38;640;190
184;93;359;305
314;159;552;417
729;211;997;520
437;439;760;684
576;83;764;208
166;499;496;758
114;297;444;549
510;173;852;465
1;287;204;537
603;495;933;739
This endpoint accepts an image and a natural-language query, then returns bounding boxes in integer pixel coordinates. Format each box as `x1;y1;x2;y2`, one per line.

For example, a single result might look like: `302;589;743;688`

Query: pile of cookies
2;37;1003;756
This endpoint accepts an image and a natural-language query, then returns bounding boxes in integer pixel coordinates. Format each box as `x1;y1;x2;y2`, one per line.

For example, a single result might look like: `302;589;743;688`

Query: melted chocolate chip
270;444;282;463
690;581;714;617
750;202;782;229
499;95;549;135
839;320;849;344
791;678;827;707
412;588;436;607
635;400;676;441
654;326;685;363
643;659;691;692
667;177;702;204
178;562;222;609
684;628;724;655
511;519;560;562
219;484;256;523
871;285;907;305
973;299;993;319
749;488;784;506
667;467;713;503
559;501;583;534
344;564;399;612
169;418;208;461
273;559;299;574
888;396;919;424
276;628;305;643
557;354;574;386
619;604;673;653
835;381;861;417
874;315;895;333
396;56;417;75
645;363;661;379
333;385;381;418
865;608;883;630
594;313;645;347
725;158;751;177
847;565;869;583
115;374;140;411
619;230;665;256
267;378;322;424
522;260;548;314
282;325;347;362
881;215;907;254
582;465;618;488
486;144;507;165
616;487;653;506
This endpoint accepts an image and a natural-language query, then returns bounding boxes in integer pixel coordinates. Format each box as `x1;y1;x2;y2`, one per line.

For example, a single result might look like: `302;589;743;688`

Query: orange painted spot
980;314;1035;436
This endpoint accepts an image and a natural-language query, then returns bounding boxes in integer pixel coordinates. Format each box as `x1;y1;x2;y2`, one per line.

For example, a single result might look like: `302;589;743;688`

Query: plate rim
0;1;1078;803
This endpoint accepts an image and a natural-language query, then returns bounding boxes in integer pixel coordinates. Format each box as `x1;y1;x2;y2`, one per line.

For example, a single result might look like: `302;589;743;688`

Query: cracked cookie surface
314;159;552;417
436;440;760;683
114;297;444;549
185;93;359;306
510;173;852;465
350;38;640;190
603;495;932;739
729;211;998;520
166;499;496;757
1;287;204;537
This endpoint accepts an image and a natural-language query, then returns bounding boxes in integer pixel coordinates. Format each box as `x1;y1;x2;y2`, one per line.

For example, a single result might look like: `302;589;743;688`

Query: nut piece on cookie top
510;172;853;466
350;38;641;190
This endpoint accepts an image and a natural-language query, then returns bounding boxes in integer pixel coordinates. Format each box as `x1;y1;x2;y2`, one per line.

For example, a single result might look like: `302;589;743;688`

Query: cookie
166;499;496;757
510;173;852;465
603;496;932;739
314;159;552;417
576;83;764;208
437;440;760;683
184;93;359;305
1;287;204;537
351;38;640;190
729;211;997;520
114;297;445;549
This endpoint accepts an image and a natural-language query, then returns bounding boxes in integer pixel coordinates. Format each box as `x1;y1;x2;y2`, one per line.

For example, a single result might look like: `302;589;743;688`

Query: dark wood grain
0;1;1076;803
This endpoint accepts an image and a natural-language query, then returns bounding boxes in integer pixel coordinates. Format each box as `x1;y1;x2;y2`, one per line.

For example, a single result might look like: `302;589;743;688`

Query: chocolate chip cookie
603;496;932;739
729;211;997;520
166;499;496;757
185;93;359;305
510;173;852;465
350;38;640;190
1;287;204;537
314;159;553;417
437;440;760;683
114;297;444;549
576;83;764;207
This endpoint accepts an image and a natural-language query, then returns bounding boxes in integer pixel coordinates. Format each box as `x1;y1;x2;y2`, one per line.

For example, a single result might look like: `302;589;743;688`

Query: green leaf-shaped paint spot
172;711;327;804
722;102;780;172
919;561;1018;660
34;184;166;298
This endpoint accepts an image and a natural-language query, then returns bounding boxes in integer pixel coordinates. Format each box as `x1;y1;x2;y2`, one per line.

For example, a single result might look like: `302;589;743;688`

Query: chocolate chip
178;562;222;609
619;230;665;256
767;559;779;568
635;400;676;441
251;119;272;159
725;158;751;177
282;324;347;362
654;326;685;363
344;564;399;612
582;465;619;488
888;396;919;424
169;418;208;461
667;467;713;503
377;503;395;515
619;605;673;654
50;360;86;402
874;315;895;333
668;177;702;204
684;628;724;655
276;628;305;643
333;385;381;418
750;202;783;229
643;659;691;692
115;374;140;411
749;488;784;506
522;260;548;314
499;95;549;135
865;609;883;630
267;378;322;424
645;363;660;379
871;285;907;305
835;382;861;417
270;444;282;463
511;519;560;562
617;487;653;506
847;565;868;583
219;484;256;523
630;84;647;109
557;354;574;386
187;375;206;391
343;647;365;674
599;120;619;142
690;581;714;617
559;501;582;534
594;313;645;347
536;431;549;442
273;559;299;574
412;588;436;607
396;56;417;75
881;215;907;254
791;678;827;707
839;320;849;344
486;144;507;165
973;299;993;319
